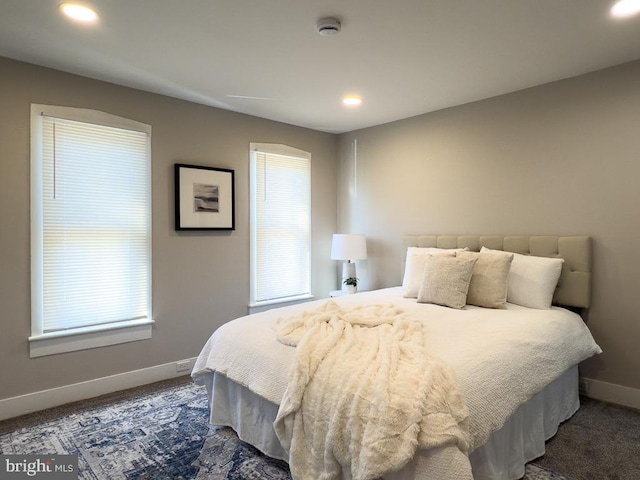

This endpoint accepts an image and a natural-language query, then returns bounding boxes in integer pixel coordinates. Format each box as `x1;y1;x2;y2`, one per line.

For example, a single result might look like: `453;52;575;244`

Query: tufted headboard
402;235;592;309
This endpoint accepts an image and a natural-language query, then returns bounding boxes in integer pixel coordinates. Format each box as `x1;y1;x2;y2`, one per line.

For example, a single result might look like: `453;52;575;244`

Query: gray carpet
534;396;640;479
1;377;638;479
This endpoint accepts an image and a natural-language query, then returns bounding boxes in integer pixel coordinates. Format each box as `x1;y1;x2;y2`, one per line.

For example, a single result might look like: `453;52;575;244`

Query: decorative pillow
481;247;564;309
417;255;478;309
402;248;465;298
456;251;514;309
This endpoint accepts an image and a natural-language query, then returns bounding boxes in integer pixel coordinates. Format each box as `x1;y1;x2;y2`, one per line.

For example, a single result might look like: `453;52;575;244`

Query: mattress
192;287;601;479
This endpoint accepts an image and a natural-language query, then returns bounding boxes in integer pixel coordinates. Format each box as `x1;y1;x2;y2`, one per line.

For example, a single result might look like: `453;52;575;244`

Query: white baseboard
581;376;640;410
0;357;198;421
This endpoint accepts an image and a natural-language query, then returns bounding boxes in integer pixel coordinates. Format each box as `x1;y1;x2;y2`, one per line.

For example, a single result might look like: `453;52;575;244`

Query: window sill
248;294;314;314
29;318;154;358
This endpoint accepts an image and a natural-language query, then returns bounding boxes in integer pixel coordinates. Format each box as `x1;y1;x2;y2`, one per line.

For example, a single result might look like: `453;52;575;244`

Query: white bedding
192;287;601;479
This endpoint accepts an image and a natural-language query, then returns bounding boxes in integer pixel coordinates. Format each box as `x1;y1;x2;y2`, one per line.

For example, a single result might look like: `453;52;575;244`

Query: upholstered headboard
402;235;592;309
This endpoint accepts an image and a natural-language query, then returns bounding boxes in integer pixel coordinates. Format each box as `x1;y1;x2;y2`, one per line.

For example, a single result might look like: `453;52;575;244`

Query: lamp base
342;261;357;293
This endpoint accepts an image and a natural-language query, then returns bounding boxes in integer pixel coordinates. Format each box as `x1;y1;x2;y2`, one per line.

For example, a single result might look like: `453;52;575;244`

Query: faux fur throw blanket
273;300;470;480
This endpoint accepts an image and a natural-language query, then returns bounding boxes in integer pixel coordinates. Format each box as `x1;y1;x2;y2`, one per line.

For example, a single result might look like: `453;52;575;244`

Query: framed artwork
174;164;235;231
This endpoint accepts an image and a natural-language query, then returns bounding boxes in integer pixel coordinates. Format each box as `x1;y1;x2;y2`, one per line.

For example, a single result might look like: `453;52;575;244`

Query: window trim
29;104;153;358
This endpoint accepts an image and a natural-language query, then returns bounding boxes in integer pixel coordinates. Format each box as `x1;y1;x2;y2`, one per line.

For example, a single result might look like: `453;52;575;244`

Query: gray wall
2;54;638;404
0;57;338;401
337;60;640;391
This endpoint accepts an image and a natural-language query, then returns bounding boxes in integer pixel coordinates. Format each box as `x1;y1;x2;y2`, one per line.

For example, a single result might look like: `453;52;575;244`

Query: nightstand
330;289;365;297
330;289;348;298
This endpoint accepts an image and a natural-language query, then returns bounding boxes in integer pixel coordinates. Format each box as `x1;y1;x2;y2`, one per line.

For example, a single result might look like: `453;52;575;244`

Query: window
30;105;153;358
250;143;312;307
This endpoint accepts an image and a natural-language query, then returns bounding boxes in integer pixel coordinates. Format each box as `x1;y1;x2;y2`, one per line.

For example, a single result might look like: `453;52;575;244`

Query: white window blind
32;106;151;339
250;143;311;304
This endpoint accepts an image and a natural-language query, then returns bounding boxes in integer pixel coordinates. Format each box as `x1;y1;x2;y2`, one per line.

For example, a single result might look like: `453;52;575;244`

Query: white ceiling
1;1;639;133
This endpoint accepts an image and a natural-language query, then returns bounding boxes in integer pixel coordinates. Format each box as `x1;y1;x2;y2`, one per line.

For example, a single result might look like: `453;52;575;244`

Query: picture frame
174;163;235;231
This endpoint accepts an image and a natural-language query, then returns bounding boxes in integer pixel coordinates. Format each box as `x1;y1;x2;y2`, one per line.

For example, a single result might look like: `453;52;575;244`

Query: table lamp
331;234;367;292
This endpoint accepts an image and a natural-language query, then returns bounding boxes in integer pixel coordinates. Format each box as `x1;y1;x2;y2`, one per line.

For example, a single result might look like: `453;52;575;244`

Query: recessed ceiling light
60;3;99;23
343;95;363;107
611;0;640;17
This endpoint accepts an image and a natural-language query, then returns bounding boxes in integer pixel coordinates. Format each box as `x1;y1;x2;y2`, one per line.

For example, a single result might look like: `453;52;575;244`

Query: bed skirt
199;366;579;480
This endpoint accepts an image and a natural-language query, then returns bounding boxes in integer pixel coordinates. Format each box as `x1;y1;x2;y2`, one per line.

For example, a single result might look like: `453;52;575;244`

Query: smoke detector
316;17;342;36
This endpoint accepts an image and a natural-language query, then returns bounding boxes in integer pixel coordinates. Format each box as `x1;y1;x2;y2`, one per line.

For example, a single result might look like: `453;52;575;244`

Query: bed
192;235;601;480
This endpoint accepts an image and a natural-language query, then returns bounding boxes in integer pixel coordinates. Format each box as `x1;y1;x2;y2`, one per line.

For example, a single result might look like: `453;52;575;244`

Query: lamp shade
331;234;367;261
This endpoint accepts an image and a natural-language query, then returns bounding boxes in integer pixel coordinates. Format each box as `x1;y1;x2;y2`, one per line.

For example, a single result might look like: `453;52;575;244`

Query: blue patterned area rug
0;382;568;479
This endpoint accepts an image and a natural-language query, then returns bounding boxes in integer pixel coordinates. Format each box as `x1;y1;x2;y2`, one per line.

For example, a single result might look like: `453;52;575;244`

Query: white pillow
402;247;466;298
481;247;564;309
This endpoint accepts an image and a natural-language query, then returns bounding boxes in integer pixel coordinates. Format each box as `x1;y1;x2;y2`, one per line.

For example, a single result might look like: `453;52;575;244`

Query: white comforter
192;288;601;477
